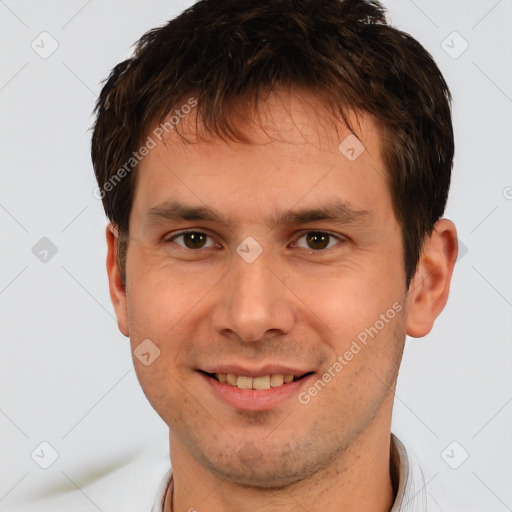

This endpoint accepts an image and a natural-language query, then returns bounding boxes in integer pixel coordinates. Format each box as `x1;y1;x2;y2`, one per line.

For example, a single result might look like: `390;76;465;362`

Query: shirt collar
390;434;428;512
152;434;427;512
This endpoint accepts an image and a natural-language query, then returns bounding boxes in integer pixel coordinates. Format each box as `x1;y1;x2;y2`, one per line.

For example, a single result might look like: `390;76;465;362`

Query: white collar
389;434;428;511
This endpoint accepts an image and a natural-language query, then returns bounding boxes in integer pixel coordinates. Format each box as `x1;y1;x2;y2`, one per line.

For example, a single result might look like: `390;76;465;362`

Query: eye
166;231;218;250
165;230;344;252
293;231;343;251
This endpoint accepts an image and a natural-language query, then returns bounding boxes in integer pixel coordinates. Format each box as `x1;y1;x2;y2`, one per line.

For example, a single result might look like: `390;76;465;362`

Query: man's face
117;91;410;487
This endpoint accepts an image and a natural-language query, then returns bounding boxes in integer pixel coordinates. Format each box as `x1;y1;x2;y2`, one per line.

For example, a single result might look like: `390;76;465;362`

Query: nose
210;251;295;343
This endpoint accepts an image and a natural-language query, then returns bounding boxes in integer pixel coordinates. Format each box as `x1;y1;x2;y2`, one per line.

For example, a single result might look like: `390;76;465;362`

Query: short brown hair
91;0;454;286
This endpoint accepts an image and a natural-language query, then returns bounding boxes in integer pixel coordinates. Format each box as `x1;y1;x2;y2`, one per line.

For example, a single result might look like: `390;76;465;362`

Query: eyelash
164;230;346;253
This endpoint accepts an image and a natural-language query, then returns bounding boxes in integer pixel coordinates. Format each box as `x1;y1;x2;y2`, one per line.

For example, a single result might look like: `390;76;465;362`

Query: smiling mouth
200;371;314;390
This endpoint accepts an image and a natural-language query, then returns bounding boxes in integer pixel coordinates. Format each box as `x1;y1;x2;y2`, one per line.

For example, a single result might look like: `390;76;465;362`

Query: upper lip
199;364;313;378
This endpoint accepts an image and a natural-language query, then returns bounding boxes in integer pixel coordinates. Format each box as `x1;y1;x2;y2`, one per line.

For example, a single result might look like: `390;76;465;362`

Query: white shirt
151;435;441;512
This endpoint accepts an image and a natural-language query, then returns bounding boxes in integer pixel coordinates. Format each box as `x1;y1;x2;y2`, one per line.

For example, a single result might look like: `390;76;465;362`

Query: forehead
131;89;391;230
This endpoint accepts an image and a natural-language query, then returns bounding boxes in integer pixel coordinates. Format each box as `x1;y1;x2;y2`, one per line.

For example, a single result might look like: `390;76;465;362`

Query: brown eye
306;232;330;250
169;231;215;249
183;232;207;249
295;231;341;251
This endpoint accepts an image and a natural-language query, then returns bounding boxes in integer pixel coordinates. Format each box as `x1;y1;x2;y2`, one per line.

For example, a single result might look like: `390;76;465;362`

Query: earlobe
405;219;458;338
106;223;130;337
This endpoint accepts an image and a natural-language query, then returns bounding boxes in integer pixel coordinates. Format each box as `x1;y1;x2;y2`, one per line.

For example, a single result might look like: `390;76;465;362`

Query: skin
105;90;458;512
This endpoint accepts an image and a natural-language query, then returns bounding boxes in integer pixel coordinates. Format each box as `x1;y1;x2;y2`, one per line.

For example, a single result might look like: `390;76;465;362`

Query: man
91;0;458;510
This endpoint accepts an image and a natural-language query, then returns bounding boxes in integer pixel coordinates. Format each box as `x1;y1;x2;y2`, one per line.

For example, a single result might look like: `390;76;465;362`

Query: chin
206;462;308;489
197;440;340;490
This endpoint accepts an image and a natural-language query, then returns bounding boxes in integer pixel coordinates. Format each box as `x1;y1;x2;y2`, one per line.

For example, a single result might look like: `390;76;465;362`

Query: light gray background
1;0;511;510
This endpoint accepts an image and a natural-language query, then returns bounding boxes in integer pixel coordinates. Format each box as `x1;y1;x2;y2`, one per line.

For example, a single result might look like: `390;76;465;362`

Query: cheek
125;258;219;383
292;264;403;338
300;278;406;397
125;250;206;333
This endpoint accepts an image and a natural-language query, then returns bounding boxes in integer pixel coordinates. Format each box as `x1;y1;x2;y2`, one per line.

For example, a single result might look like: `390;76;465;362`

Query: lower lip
200;372;315;411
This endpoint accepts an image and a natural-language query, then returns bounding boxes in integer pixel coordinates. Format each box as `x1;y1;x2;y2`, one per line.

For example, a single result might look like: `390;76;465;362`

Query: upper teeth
216;373;294;390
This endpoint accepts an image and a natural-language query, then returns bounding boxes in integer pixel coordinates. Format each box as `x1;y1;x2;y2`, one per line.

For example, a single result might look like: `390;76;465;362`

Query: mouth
199;371;314;390
198;367;317;411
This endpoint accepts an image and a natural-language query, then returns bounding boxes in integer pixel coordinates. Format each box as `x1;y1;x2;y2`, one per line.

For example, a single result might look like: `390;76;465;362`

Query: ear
106;223;130;337
405;219;458;338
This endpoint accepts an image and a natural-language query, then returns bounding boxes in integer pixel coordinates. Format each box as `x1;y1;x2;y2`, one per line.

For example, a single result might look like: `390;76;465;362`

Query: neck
166;409;396;512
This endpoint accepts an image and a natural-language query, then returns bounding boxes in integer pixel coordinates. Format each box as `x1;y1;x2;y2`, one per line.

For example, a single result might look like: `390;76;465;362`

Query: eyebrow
145;199;371;229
